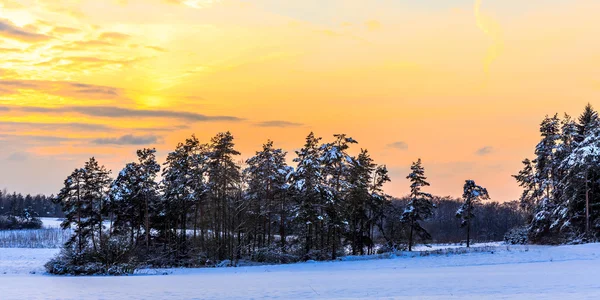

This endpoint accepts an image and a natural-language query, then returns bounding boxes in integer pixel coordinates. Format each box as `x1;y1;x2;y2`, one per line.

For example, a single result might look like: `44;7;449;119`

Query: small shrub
253;247;300;264
504;226;529;245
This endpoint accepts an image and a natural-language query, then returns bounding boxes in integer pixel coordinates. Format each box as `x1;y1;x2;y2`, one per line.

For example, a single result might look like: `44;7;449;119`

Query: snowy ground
39;217;63;229
1;243;600;299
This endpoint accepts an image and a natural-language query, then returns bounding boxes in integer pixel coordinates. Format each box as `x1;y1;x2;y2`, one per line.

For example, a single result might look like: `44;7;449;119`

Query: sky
0;0;599;201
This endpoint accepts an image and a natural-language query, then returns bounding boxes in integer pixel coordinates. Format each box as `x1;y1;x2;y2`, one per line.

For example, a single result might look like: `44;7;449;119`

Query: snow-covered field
1;243;600;299
39;217;63;229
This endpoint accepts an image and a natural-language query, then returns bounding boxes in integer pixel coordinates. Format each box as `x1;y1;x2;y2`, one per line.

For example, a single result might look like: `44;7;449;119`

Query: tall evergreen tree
206;131;242;261
244;140;293;253
456;180;490;247
320;134;357;259
81;157;112;252
513;158;537;222
401;159;435;251
345;149;376;255
290;132;326;257
54;168;87;254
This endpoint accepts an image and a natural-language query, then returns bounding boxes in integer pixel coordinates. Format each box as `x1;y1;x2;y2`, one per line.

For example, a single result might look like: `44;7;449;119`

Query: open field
1;242;599;299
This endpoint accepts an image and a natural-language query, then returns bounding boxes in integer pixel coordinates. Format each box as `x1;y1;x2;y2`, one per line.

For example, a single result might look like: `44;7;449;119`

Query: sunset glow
1;0;599;201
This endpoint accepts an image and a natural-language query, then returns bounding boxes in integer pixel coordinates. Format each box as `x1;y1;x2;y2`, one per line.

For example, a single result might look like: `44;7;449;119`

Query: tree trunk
466;218;471;248
145;194;150;252
408;218;414;251
586;170;590;233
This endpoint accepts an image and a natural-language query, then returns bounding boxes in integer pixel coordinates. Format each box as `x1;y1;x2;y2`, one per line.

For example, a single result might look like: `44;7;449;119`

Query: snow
1;243;600;299
40;217;63;229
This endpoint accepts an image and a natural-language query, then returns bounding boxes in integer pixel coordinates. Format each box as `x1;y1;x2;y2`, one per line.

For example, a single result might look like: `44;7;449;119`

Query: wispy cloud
7;152;29;161
476;146;494;156
387;141;408;150
99;31;130;42
9;105;242;122
0;80;124;100
0;121;112;132
0;19;51;42
92;134;160;145
255;120;303;127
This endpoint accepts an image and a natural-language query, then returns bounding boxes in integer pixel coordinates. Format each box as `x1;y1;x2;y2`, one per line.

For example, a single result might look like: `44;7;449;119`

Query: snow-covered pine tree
320;134;357;259
160;140;192;257
244;140;293;253
183;136;209;247
136;148;161;251
110;162;141;245
401;159;435;251
529;114;561;239
576;103;599;142
110;149;160;250
290;132;326;257
81;157;112;253
456;180;489;247
345;149;376;255
513;158;537;222
54;167;87;255
206;131;242;261
561;115;600;235
367;164;391;254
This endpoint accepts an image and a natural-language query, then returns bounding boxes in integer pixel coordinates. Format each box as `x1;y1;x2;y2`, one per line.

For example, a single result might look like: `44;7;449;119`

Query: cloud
92;134;160;145
50;26;80;35
0;134;78;143
0;121;112;132
476;146;494;156
163;0;221;9
10;105;242;122
255;120;303;127
387;141;408;150
7;152;28;161
0;80;124;100
474;0;504;79
0;19;51;42
145;45;168;52
99;32;130;41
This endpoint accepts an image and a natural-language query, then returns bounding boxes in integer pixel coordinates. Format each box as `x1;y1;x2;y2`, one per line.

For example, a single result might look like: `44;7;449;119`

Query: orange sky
0;0;599;201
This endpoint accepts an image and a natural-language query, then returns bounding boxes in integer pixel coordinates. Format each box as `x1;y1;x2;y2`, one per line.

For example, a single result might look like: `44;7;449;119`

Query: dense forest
515;104;600;244
43;132;525;275
0;190;62;229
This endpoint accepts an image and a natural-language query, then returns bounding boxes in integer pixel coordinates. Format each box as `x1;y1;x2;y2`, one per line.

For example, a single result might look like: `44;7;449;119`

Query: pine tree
345;149;375;255
110;149;160;251
562;118;600;234
54;168;87;254
320;134;357;259
576;103;599;142
161;140;192;257
529;114;561;238
513;159;537;222
244;140;293;253
206;132;241;261
401;159;435;251
456;180;490;247
81;157;112;252
290;132;326;257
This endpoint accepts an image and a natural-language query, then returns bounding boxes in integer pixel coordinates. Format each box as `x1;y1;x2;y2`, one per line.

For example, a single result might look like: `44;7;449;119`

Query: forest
0;191;62;229
37;132;524;275
14;104;600;275
515;104;600;244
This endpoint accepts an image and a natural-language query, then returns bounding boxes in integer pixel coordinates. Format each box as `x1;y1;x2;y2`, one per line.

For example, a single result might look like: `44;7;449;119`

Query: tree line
0;190;62;229
46;132;522;275
515;104;600;243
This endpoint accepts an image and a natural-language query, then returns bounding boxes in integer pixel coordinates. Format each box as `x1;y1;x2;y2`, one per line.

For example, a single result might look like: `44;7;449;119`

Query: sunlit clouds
0;0;599;201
